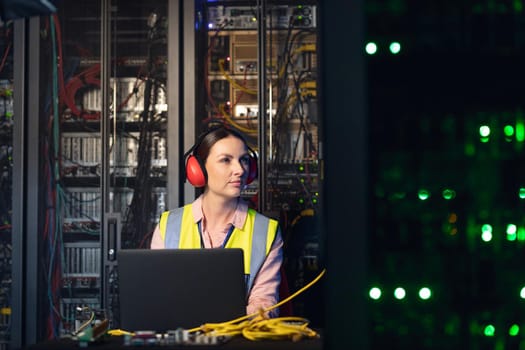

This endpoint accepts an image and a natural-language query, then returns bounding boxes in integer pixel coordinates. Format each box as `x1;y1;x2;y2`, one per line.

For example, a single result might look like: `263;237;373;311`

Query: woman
150;126;283;317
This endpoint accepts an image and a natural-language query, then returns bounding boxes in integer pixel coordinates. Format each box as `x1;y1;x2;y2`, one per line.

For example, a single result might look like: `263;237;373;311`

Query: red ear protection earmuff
184;128;258;188
185;152;207;188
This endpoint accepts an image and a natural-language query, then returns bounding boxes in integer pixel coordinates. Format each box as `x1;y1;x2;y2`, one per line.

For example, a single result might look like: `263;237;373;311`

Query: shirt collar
191;194;248;229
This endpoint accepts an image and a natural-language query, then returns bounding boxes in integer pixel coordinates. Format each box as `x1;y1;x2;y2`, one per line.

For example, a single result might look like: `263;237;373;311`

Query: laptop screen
117;248;246;331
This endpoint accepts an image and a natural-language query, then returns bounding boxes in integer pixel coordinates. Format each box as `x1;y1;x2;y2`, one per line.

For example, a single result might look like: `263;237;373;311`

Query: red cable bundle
62;64;101;120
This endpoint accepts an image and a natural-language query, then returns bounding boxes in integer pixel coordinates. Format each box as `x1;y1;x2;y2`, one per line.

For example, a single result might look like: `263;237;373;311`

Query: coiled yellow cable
188;268;326;341
108;269;326;342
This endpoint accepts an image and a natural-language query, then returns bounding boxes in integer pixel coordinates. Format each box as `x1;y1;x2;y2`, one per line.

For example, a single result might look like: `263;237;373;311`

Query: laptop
117;248;247;331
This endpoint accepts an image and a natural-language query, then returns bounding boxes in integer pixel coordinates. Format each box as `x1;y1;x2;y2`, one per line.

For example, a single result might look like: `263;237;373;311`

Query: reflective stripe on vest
159;204;278;294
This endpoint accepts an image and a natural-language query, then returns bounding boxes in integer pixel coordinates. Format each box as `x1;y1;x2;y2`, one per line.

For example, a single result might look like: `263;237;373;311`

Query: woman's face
204;135;251;199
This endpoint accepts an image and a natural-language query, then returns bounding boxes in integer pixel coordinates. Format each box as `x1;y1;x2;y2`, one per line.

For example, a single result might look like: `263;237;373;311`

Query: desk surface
26;335;323;350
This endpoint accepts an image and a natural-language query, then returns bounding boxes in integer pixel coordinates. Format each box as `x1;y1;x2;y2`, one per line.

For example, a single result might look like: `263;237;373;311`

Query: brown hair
193;126;249;163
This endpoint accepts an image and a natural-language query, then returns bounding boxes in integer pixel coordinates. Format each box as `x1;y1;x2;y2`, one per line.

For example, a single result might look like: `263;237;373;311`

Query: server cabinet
54;1;172;336
10;1;185;346
195;0;323;325
0;19;13;350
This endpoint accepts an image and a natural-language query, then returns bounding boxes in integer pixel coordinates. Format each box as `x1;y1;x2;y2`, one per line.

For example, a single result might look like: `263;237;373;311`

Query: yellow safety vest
158;204;279;294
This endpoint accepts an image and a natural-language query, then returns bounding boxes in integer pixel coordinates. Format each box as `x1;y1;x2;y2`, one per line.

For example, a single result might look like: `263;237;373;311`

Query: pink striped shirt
150;195;283;317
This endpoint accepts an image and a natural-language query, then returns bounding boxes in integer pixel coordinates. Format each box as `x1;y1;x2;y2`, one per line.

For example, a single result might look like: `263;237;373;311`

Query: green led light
369;287;382;300
504;125;515;137
392;192;406;200
479;125;491;143
518;227;525;241
516;120;525;142
418;287;432;300
394;287;406;300
365;42;378;55
442;189;456;200
481;224;494;242
514;0;523;12
298;198;304;204
519;188;525;199
312;198;318;204
481;224;493;233
389;42;401;54
418;189;430;200
479;125;491;137
520;286;525;299
298;165;305;172
484;325;496;337
509;324;520;336
507;224;517;241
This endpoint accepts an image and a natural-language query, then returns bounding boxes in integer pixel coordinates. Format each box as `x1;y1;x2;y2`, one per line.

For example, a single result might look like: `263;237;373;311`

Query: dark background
361;1;525;349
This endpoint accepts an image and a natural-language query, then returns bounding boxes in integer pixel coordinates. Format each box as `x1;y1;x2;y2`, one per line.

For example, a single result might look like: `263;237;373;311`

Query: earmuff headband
184;127;258;188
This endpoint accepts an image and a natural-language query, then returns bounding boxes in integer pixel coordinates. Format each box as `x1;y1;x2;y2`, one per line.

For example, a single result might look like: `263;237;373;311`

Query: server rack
0;20;13;350
10;0;324;347
9;1;186;346
196;0;322;324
